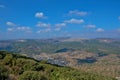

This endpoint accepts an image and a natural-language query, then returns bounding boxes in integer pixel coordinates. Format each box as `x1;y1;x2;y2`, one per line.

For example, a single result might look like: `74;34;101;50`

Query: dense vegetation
0;51;116;80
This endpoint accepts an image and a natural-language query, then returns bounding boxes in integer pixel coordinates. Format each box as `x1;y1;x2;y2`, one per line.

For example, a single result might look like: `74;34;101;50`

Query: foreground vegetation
0;51;116;80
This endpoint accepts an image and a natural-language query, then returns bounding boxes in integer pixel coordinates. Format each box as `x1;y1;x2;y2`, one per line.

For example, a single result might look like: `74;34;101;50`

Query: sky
0;0;120;40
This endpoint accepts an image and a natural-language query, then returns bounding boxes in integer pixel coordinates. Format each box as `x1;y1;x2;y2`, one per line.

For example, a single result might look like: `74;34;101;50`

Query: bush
0;65;9;80
19;71;48;80
2;54;13;65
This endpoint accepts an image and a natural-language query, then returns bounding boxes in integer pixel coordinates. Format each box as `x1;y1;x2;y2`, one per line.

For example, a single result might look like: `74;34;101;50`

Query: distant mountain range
0;38;120;56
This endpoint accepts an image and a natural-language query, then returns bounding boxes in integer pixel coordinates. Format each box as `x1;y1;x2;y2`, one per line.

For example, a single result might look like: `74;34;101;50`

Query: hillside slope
0;51;116;80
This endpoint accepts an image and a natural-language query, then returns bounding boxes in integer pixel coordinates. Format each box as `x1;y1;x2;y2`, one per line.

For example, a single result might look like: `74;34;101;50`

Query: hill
0;38;120;56
0;51;116;80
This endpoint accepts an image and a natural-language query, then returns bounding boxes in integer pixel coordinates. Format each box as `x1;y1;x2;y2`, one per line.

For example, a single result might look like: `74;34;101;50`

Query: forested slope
0;51;116;80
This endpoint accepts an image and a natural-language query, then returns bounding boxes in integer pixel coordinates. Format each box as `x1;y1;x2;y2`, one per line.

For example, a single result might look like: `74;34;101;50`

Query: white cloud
69;10;88;16
37;28;51;33
6;21;32;33
118;16;120;20
0;5;5;8
55;23;66;27
54;27;61;31
36;22;51;27
64;18;84;24
96;28;104;32
54;23;66;31
7;26;31;32
35;12;46;18
7;28;13;31
17;26;30;30
84;24;96;28
6;22;16;27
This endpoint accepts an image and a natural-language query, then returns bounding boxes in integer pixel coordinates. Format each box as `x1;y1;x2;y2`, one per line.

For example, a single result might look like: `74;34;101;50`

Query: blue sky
0;0;120;40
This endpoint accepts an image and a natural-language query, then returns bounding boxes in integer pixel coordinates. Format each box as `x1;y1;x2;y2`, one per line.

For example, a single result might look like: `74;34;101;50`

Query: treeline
0;51;116;80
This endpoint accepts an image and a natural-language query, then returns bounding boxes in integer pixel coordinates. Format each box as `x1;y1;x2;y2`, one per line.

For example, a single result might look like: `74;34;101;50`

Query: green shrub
0;65;9;80
19;71;47;80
